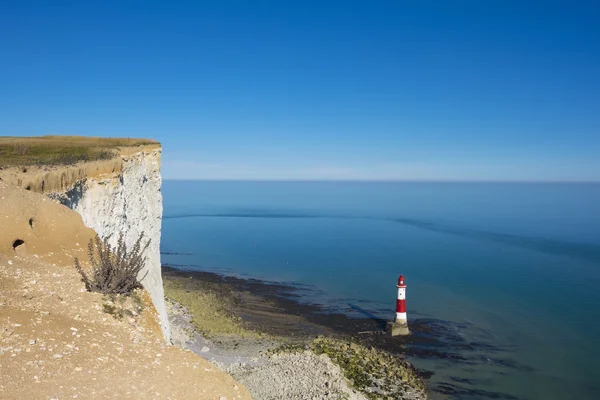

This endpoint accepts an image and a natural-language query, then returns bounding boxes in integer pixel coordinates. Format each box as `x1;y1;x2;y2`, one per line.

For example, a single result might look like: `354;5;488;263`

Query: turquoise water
161;181;600;400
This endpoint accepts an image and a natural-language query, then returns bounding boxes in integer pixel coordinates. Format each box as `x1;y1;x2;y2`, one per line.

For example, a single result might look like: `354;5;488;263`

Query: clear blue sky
1;1;599;181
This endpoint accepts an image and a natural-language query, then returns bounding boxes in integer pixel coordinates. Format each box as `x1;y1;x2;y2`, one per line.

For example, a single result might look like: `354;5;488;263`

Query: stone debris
226;352;368;400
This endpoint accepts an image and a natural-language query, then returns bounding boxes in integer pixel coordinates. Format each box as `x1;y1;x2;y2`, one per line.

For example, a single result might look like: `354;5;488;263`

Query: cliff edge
0;136;170;342
0;181;251;399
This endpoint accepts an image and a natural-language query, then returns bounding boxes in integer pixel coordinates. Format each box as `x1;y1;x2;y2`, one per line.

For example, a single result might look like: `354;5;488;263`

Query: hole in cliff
29;218;34;229
22;167;28;173
25;185;31;191
12;239;25;250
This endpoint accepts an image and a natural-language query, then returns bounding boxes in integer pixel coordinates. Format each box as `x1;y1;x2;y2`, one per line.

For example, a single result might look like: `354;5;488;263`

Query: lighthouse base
386;321;410;337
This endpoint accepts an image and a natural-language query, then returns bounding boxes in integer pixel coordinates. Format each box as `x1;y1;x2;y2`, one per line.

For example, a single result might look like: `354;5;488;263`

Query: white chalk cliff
53;148;170;341
61;148;170;341
0;142;169;341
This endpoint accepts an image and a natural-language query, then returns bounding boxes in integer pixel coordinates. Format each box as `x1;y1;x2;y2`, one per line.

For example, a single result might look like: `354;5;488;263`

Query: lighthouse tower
387;274;410;336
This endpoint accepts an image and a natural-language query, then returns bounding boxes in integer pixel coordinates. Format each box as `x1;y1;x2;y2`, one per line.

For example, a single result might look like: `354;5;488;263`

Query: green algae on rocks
163;274;257;337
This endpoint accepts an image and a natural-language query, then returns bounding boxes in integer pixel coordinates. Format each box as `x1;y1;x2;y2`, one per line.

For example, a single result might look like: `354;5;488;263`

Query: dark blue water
161;181;600;400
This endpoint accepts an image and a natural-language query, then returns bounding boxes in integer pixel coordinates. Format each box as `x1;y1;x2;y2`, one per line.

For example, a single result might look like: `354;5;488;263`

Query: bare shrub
75;232;150;295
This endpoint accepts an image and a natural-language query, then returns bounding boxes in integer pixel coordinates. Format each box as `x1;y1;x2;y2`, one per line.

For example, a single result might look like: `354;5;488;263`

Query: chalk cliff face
54;148;170;342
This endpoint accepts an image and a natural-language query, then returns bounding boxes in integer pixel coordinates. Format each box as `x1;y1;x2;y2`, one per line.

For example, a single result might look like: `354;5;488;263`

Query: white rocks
200;346;210;353
227;352;368;400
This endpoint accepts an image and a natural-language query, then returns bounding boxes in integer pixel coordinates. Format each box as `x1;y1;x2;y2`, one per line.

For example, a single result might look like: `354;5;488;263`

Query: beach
162;266;427;400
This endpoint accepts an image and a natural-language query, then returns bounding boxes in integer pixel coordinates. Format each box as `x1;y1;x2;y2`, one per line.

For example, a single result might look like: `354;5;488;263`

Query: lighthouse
387;274;410;336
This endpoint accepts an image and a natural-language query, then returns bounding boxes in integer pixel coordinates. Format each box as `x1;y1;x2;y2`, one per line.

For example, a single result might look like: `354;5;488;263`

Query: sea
160;180;600;400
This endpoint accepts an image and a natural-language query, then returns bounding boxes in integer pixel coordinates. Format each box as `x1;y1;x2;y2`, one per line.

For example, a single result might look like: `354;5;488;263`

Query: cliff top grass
0;135;159;167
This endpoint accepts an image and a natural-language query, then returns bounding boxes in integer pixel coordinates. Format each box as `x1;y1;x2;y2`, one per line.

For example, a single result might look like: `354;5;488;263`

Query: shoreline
162;265;534;400
163;265;366;338
161;265;486;359
162;265;428;399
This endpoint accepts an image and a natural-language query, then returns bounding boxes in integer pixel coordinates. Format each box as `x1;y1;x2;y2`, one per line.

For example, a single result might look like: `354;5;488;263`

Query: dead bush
75;232;150;295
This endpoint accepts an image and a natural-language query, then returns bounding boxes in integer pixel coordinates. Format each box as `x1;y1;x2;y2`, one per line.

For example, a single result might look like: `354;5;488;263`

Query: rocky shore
163;267;427;400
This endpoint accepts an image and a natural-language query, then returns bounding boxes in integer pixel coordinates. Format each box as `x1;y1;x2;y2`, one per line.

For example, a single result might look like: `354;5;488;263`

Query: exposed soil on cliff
0;182;251;400
0;135;161;194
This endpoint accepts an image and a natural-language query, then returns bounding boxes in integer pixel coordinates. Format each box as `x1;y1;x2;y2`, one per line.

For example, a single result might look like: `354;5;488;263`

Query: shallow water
161;181;600;400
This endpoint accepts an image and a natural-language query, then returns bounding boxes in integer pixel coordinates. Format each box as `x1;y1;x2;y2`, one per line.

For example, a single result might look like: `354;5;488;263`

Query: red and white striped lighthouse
395;274;407;324
387;274;410;336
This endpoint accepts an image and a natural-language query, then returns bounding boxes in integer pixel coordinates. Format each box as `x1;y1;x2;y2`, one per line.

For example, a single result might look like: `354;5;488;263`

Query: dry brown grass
0;135;158;167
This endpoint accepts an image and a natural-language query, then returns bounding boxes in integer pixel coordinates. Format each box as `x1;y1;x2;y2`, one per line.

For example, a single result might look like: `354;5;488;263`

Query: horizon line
162;178;600;184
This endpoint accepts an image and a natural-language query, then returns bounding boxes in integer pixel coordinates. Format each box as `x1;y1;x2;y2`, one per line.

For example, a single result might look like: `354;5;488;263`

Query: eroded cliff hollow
0;138;170;342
